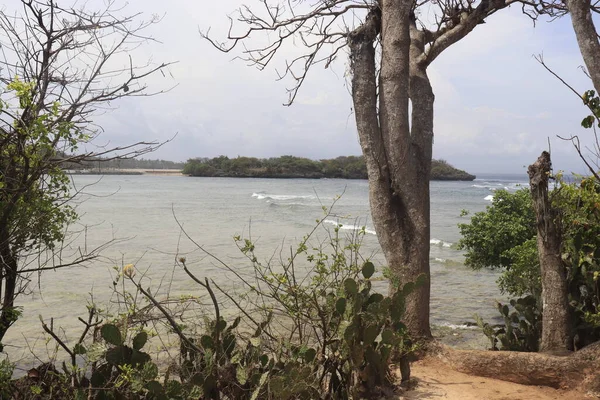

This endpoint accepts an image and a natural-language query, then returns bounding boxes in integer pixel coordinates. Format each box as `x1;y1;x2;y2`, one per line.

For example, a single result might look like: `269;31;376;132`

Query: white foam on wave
472;182;529;192
437;322;479;330
430;238;453;248
252;192;315;202
434;257;447;263
323;219;377;235
484;195;494;201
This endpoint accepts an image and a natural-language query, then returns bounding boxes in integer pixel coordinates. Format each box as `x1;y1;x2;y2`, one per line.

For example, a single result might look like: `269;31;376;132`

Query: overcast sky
5;0;599;174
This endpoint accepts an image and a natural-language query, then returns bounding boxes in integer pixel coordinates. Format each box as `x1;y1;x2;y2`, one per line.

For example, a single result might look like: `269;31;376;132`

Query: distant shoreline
184;174;476;181
68;168;183;176
69;169;475;181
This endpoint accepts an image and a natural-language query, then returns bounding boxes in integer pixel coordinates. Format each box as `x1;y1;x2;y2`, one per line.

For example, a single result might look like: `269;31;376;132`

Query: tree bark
566;0;600;93
0;229;18;343
430;341;600;394
344;0;516;339
348;1;433;339
528;151;572;352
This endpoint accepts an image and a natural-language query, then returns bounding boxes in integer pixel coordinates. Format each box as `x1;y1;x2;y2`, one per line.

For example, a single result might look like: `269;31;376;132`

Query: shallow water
5;174;529;367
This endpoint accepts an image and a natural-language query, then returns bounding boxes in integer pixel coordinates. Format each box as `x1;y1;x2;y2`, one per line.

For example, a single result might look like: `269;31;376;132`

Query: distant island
183;155;476;181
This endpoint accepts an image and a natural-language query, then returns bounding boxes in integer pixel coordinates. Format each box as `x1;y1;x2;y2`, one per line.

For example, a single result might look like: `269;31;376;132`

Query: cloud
4;0;596;174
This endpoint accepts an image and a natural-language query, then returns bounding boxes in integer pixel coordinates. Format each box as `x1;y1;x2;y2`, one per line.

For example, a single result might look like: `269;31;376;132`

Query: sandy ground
399;358;587;400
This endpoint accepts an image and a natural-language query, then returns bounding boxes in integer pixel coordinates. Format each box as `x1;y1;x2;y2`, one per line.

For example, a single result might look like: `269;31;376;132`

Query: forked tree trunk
528;151;572;352
349;3;432;339
348;0;513;339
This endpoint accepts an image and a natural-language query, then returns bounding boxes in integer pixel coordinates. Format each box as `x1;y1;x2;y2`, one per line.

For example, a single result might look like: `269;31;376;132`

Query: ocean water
5;173;530;366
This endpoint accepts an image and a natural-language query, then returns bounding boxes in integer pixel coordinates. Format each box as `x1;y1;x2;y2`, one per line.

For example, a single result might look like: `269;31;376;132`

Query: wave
323;219;376;235
252;192;315;202
430;238;453;248
484;195;494;201
436;322;479;330
472;182;529;192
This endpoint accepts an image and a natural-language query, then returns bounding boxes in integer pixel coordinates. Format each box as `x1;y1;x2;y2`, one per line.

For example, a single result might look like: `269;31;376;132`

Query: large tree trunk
0;229;18;343
349;2;432;339
566;0;600;93
347;0;513;339
528;151;572;352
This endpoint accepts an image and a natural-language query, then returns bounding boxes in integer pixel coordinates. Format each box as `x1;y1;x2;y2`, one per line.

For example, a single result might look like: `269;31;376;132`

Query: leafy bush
458;188;536;274
460;179;600;349
476;296;541;352
29;207;418;399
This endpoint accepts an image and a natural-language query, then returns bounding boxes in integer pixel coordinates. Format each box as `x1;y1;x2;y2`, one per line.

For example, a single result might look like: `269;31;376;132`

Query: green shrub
476;295;541;352
34;205;418;399
460;178;600;349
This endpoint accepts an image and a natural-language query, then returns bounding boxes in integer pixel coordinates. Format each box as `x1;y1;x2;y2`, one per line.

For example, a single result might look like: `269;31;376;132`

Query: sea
4;173;531;368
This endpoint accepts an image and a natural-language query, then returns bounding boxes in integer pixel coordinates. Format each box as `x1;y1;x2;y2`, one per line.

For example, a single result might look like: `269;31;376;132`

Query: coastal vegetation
183;156;476;181
459;178;600;351
0;0;170;349
68;157;185;172
4;213;421;399
2;0;600;397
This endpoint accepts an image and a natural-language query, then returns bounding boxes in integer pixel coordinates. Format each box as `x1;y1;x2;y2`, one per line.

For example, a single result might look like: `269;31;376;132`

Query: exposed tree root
423;341;600;397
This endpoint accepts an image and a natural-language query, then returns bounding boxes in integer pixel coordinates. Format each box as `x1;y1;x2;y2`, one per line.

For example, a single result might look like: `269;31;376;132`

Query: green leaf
73;343;86;355
362;261;375;279
229;316;241;331
236;367;248;385
132;331;148;350
145;381;163;395
402;282;415;296
344;323;357;341
335;297;347;315
201;335;214;349
574;232;583;252
131;349;151;366
90;365;111;387
582;115;595;129
100;324;122;346
203;375;217;395
259;354;269;367
216;318;227;332
381;329;395;344
363;324;379;344
165;380;183;397
351;346;364;365
105;346;127;365
250;372;269;400
367;293;384;304
390;292;405;321
393;321;407;332
223;334;237;357
304;348;317;363
415;273;428;287
344;278;358;295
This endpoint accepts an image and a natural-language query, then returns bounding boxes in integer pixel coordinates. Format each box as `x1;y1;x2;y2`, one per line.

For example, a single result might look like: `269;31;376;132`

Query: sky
4;0;600;175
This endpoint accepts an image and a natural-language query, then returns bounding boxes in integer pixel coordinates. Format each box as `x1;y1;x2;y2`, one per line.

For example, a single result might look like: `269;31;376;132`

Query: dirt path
400;359;588;399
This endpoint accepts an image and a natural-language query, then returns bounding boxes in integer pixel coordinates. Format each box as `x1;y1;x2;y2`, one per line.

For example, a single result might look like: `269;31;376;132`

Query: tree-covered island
183;155;476;181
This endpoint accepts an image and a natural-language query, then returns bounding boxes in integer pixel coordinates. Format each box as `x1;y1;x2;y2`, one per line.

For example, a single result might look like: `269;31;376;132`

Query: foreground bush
460;178;600;351
8;208;419;399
